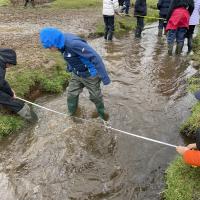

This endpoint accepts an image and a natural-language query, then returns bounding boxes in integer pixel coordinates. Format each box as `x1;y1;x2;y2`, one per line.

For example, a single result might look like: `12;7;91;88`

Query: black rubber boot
175;42;184;55
168;44;173;56
135;27;142;38
158;29;163;37
107;31;113;41
187;36;193;53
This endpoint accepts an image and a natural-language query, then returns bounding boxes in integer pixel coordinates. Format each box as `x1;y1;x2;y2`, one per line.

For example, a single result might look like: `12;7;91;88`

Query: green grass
164;157;200;200
0;0;9;6
0;52;70;137
53;0;101;9
0;114;24;137
180;102;200;138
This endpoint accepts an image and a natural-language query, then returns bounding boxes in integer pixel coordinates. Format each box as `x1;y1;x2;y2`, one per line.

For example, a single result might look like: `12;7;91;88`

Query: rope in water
16;97;177;148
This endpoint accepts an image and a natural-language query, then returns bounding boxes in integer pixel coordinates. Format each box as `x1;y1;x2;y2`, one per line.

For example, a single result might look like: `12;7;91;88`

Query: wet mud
0;7;197;200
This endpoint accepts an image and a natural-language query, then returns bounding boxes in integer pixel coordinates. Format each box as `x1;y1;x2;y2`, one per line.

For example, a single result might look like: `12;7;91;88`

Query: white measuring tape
16;97;177;148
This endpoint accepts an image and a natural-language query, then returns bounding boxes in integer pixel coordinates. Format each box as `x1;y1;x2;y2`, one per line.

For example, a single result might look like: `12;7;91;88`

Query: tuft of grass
180;102;200;138
164;156;200;200
7;52;70;97
0;0;9;6
53;0;101;9
0;114;24;137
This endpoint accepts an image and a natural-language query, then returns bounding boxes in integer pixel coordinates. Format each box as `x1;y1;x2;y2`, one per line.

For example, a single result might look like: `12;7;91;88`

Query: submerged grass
164;157;200;200
0;52;70;137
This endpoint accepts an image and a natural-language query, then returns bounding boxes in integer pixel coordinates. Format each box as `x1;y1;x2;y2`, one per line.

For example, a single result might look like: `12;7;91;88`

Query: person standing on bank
157;0;172;36
134;0;147;38
185;0;200;54
24;0;35;8
103;0;119;41
0;48;37;121
40;28;111;120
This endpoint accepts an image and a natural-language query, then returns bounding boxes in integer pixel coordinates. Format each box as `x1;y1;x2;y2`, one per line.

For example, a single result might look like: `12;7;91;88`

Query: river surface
0;25;197;200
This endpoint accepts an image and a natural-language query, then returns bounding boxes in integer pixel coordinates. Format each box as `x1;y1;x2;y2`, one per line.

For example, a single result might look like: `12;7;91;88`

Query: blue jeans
121;0;130;14
167;28;187;44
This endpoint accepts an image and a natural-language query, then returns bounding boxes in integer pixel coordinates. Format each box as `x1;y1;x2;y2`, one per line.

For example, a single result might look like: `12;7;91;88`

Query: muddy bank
0;7;101;68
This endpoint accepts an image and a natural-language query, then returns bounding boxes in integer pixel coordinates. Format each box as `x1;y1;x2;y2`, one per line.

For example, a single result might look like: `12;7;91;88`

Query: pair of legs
0;91;37;121
185;25;195;53
24;0;35;7
121;0;130;14
103;15;114;41
135;16;144;38
167;28;187;55
158;14;167;36
67;73;105;120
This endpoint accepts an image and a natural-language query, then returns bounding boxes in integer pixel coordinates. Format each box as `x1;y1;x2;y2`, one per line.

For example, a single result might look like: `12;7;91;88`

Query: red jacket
166;7;190;30
183;150;200;167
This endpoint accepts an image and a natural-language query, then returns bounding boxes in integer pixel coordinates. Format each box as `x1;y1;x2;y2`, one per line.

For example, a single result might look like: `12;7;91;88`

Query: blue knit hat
39;27;65;49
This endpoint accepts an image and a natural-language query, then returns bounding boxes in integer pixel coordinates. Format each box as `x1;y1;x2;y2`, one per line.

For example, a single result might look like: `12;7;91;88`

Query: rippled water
0;25;197;200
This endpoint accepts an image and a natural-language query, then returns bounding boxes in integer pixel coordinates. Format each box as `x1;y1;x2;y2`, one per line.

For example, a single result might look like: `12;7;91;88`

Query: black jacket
157;0;172;16
167;0;194;20
134;0;147;16
0;48;17;96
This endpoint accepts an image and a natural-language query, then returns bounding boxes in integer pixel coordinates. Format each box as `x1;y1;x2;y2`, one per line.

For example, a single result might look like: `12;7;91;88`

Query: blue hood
40;27;65;49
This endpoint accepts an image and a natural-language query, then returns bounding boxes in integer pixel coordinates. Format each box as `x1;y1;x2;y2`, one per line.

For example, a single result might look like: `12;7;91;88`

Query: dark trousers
0;91;24;113
118;0;125;6
24;0;35;7
158;14;167;30
185;25;195;52
121;0;130;14
135;16;144;38
103;15;114;41
167;28;187;44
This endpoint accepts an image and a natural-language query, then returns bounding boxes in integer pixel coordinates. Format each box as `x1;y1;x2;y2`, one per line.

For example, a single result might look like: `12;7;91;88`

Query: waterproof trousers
103;15;114;41
67;73;105;119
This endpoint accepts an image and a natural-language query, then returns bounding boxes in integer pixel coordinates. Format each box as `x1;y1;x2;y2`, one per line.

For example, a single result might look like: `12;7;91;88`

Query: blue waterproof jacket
157;0;171;16
134;0;147;16
40;28;110;85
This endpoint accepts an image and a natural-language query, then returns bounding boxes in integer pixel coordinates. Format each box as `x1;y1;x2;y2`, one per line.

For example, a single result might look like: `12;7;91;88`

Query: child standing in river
103;0;119;41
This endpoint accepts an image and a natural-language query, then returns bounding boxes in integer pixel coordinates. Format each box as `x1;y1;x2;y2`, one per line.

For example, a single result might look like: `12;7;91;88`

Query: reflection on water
0;24;197;200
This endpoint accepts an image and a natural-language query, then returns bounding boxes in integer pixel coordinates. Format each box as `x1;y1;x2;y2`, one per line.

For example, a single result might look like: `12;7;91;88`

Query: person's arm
70;40;111;85
176;146;200;166
113;0;119;14
0;67;14;97
183;150;200;166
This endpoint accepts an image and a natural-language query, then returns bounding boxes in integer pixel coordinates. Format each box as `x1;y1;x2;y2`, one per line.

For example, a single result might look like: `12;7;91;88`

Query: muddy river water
0;25;197;200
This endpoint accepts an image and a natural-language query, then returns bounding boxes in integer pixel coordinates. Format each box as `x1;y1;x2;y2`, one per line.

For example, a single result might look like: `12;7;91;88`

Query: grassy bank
164;32;200;199
0;52;70;137
164;157;200;200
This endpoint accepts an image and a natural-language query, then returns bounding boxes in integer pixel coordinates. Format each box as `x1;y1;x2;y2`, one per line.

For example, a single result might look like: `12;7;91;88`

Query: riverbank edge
164;32;200;200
